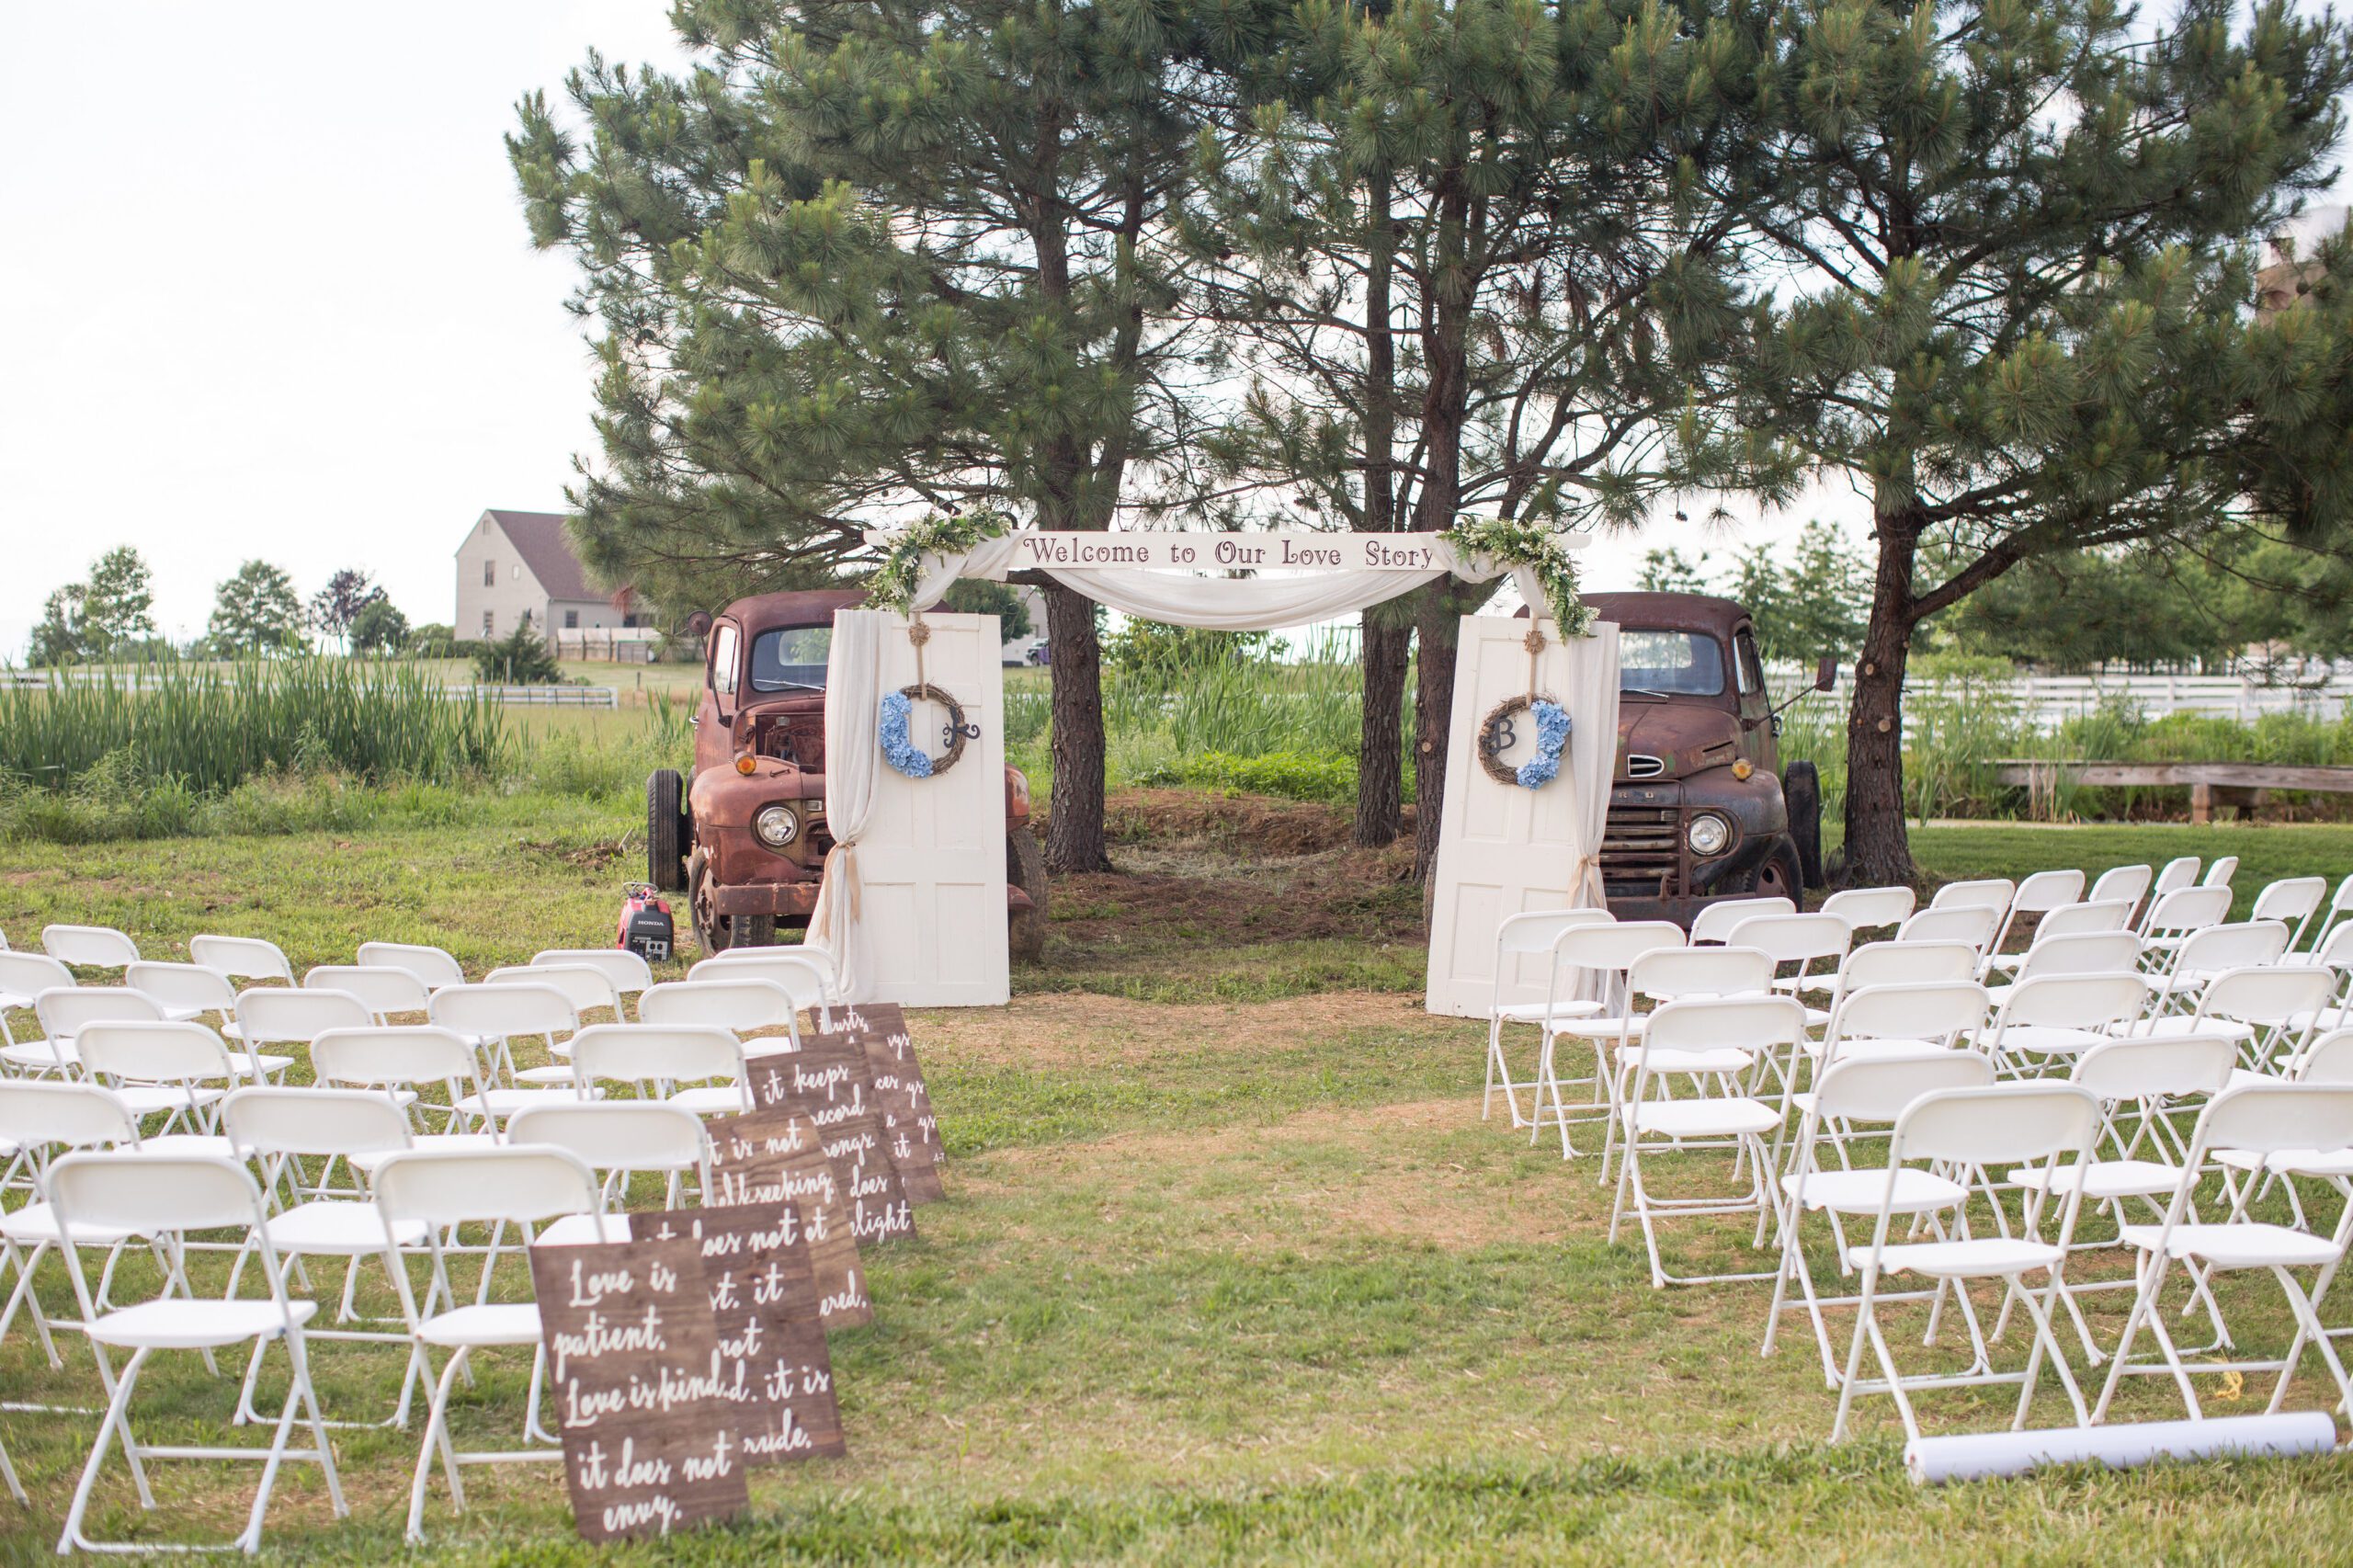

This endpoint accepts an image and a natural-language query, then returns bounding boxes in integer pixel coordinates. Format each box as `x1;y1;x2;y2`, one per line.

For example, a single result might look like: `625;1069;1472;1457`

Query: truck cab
1582;591;1827;924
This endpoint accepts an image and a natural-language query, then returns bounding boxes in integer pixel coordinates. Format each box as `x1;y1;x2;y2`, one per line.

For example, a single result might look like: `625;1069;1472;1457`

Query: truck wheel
1785;761;1824;889
1753;840;1804;903
1006;824;1050;962
688;850;773;953
647;770;687;892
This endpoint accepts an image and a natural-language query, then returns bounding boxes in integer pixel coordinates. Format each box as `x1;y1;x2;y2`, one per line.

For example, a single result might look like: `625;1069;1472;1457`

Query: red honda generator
616;882;675;964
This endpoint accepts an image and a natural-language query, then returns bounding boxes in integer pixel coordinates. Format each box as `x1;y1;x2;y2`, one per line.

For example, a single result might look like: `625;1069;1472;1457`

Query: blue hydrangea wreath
1477;695;1571;790
880;684;972;780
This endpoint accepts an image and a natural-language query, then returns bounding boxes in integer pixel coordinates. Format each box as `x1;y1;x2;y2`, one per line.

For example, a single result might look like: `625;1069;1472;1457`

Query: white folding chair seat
42;923;141;971
1783;1166;1969;1214
46;1153;346;1554
409;1301;547;1348
1829;1083;2101;1442
1619;1096;1779;1139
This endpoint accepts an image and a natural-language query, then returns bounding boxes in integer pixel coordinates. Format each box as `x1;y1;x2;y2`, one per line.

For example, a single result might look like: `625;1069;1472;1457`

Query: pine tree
510;0;1222;872
1739;0;2353;881
1181;0;1794;870
209;561;306;657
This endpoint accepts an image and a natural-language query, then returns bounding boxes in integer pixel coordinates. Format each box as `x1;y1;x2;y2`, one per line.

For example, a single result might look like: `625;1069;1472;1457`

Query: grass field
1;802;2351;1561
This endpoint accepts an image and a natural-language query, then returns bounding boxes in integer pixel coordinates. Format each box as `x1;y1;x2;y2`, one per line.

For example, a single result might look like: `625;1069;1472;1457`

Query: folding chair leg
57;1345;155;1554
0;1239;63;1369
406;1347;472;1544
0;1426;20;1506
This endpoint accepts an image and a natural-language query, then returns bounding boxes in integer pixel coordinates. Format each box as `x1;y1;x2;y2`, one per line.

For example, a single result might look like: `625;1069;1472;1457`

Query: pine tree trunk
1411;595;1461;883
1355;615;1409;847
1042;584;1111;873
1842;511;1923;886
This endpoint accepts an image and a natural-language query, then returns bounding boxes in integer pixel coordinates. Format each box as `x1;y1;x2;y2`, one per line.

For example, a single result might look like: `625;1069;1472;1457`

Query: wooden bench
1989;761;2353;824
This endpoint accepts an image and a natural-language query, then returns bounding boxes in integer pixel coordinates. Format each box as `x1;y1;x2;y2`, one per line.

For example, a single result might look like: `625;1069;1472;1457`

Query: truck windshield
749;626;832;691
1619;630;1725;696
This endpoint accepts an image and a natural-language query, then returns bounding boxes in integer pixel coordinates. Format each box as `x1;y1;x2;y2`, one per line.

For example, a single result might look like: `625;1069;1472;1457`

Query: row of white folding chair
686;951;831;1028
699;939;842;1005
1482;909;1618;1129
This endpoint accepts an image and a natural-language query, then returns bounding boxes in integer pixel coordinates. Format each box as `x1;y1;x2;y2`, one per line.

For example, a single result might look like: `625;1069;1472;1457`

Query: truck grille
1601;805;1680;892
1625;754;1666;779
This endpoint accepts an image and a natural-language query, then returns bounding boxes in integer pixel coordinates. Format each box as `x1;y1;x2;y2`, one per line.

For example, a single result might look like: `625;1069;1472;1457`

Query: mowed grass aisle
3;808;2353;1561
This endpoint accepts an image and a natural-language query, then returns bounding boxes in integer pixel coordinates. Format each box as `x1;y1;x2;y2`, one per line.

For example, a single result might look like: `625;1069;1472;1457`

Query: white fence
1770;668;2353;733
556;628;662;664
449;684;619;708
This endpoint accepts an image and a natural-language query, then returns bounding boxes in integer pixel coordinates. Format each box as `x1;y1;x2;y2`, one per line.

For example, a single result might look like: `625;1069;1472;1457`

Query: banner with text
1010;531;1448;574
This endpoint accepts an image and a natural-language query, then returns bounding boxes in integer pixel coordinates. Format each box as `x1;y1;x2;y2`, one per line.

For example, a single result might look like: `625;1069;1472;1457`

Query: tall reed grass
0;659;509;793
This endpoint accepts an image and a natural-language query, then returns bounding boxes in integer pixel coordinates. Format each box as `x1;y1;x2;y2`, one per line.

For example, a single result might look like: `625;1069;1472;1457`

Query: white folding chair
189;934;296;989
688;952;832;1029
638;977;801;1054
1896;904;2001;955
356;941;465;994
1984;901;2135;978
2303;872;2353;958
568;1024;753;1118
703;939;844;1003
74;1020;245;1149
1984;930;2143;1005
2136;884;2235;971
507;1099;712;1216
129;967;299;1086
1522;922;1688;1157
1817;885;1916;935
1988;869;2087;960
2095;1084;2353;1424
303;964;434;1023
0;1082;149;1373
1831;1082;2102;1442
1795;940;1981;1025
529;949;653;1017
1476;909;1612;1128
1929;878;2015;915
27;985;165;1078
1607;994;1803;1288
2086;863;2154;914
2140;919;2290;1013
371;1146;603;1542
233;986;374;1075
0;951;77;1070
221;1087;429;1427
1688;896;1793;947
487;966;620;1081
1766;1051;1996;1384
1726;913;1851;1020
2130;965;2335;1076
2212;1030;2353;1226
1804;977;1988;1073
425;984;585;1118
2200;855;2239;891
1983;972;2150;1078
48;1153;347;1554
312;1025;506;1157
2251;876;2330;953
2137;857;2202;936
42;924;140;974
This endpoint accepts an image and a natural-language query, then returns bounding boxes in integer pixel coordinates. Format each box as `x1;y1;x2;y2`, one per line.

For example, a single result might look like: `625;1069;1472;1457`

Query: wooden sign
836;1001;946;1203
528;1236;750;1542
753;1038;917;1246
706;1108;873;1330
631;1204;847;1464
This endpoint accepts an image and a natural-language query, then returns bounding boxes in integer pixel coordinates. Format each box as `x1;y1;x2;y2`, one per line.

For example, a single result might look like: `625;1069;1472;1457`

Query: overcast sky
0;5;2342;658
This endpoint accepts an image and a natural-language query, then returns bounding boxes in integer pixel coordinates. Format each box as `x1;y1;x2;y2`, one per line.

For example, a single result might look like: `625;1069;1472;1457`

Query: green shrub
471;623;563;685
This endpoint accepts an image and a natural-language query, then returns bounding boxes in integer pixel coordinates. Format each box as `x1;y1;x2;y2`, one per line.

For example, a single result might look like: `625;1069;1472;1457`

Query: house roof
483;510;602;602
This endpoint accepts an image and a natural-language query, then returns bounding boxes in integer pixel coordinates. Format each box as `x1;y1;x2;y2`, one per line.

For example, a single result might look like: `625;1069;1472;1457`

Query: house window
563;608;579;630
482;610;494;637
483;560;494;587
511;564;520;581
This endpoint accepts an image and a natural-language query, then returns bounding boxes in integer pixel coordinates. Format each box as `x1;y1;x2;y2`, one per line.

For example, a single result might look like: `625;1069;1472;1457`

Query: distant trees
26;547;156;665
310;568;389;653
207;561;306;657
349;597;412;655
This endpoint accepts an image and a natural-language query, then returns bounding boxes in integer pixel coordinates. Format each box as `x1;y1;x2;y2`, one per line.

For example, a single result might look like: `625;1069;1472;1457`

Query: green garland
1440;517;1596;636
867;510;1015;615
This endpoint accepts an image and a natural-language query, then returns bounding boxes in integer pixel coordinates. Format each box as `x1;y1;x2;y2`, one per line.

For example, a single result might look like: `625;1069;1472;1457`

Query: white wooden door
1424;616;1605;1018
857;612;1010;1007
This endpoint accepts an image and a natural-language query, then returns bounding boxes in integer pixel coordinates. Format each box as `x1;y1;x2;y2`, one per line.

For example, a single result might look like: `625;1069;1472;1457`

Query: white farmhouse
453;509;646;645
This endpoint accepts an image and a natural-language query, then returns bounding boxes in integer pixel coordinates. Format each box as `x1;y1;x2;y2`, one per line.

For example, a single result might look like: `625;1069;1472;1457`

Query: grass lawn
2;802;2351;1561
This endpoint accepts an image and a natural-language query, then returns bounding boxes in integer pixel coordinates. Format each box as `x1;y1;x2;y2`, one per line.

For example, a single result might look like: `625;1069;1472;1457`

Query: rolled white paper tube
1906;1414;2338;1485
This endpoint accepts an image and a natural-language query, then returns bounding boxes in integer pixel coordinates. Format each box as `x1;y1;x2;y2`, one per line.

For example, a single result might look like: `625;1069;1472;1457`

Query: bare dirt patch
915;990;1463;1070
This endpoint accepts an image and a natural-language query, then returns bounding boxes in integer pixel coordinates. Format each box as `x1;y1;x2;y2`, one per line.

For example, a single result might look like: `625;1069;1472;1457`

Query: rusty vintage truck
645;588;1051;958
1580;590;1833;924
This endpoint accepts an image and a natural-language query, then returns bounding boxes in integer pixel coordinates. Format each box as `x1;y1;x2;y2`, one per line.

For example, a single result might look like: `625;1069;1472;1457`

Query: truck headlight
1686;812;1731;858
754;805;801;847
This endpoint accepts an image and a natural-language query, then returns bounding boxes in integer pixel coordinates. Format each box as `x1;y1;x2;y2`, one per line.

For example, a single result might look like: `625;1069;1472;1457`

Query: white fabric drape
890;531;1557;627
804;609;889;1000
1563;622;1623;1007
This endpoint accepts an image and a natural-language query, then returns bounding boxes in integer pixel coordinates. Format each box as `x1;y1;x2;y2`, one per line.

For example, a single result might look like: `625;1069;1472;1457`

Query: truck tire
1785;761;1824;889
647;770;687;892
1752;840;1804;903
688;850;773;953
1007;824;1050;962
